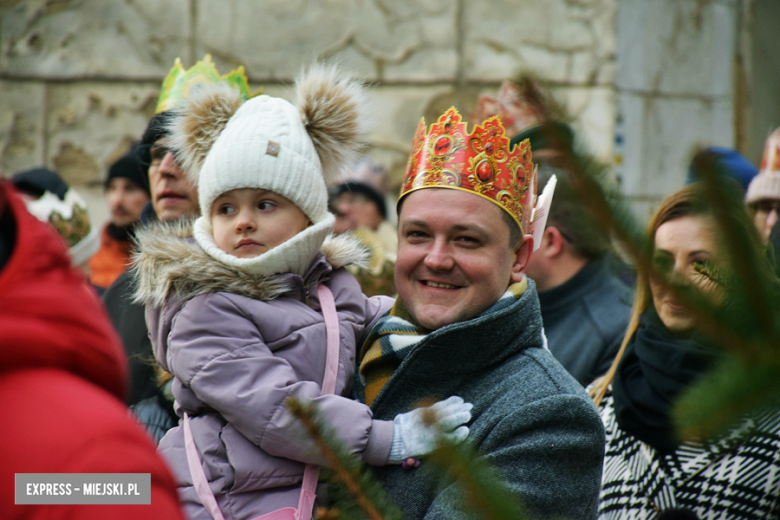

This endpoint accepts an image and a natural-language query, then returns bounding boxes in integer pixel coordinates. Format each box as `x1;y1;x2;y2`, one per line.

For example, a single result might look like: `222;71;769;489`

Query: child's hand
388;396;473;463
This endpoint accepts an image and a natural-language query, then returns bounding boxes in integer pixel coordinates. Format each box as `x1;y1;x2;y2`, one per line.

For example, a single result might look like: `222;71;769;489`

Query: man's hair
537;161;609;261
500;209;523;249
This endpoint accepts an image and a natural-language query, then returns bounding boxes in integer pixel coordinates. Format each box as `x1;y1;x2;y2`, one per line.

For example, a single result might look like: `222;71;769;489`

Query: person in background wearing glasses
101;62;211;432
101;110;200;418
136;117;199;224
746;127;780;246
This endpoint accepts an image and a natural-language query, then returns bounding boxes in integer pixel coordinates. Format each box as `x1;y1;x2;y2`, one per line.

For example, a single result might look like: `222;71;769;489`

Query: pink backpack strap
316;283;340;396
183;283;341;520
183;411;226;520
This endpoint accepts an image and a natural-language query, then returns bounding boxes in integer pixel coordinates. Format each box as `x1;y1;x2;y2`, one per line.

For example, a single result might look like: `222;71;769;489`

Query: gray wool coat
351;279;606;520
134;221;395;520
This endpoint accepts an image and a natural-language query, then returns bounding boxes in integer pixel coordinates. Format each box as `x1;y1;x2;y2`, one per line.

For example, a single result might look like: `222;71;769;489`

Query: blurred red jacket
0;182;185;520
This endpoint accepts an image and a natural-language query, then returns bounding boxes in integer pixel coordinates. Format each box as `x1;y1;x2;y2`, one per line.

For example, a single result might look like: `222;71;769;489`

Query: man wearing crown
352;108;605;519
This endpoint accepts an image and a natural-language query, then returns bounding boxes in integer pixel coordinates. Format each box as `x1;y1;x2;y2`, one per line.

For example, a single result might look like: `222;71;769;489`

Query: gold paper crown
155;54;260;114
400;107;537;233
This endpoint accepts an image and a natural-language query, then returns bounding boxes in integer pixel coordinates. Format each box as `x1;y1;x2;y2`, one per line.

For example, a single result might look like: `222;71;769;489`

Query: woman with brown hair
591;183;780;519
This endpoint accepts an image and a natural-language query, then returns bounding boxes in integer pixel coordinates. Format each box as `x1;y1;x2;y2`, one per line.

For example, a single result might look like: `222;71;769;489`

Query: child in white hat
133;64;471;520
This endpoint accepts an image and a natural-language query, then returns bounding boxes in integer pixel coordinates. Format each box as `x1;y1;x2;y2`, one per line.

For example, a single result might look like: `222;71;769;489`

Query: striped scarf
359;278;528;406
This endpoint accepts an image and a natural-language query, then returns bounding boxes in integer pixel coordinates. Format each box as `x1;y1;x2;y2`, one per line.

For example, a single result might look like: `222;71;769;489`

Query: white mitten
388;395;472;464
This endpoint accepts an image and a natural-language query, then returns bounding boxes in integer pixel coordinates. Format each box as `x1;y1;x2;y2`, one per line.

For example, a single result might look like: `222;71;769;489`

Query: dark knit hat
328;158;388;218
329;181;387;219
105;145;150;197
11;168;70;200
138;111;175;164
686;147;758;192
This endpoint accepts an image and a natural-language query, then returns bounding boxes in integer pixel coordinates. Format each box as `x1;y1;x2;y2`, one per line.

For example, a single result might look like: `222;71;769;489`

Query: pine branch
694;159;777;339
286;397;402;520
428;442;528;520
674;352;780;440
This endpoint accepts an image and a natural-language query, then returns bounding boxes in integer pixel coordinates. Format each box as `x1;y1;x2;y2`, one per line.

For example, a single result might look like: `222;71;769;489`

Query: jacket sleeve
423;394;605;520
355;294;394;347
168;293;394;467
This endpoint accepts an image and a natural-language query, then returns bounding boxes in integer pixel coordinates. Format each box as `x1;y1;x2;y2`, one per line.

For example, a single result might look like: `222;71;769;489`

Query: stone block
0;0;190;78
617;92;735;199
195;0;457;82
364;85;454;188
0;80;46;177
46;82;161;186
463;0;615;83
616;0;736;97
624;197;664;226
555;86;616;162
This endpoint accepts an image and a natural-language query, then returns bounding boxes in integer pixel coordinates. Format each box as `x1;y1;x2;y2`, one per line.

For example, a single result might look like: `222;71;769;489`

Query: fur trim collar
132;219;369;307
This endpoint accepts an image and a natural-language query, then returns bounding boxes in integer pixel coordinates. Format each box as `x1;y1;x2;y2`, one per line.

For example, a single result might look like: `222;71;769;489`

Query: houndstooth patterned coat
598;389;780;519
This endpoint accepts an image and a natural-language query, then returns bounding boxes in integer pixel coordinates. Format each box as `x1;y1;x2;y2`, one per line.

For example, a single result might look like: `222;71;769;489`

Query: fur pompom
296;63;373;182
166;83;243;184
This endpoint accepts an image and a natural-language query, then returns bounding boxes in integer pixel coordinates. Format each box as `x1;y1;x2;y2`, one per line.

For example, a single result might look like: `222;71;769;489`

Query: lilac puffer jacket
133;221;394;520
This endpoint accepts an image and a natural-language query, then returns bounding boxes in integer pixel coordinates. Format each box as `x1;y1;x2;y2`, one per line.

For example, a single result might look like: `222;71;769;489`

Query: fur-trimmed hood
132;219;369;307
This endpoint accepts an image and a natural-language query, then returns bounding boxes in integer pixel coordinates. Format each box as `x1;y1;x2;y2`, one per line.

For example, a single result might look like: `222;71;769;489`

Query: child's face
211;188;311;259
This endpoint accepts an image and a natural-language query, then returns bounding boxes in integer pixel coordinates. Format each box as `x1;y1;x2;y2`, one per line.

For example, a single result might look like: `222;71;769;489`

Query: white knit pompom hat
167;64;371;277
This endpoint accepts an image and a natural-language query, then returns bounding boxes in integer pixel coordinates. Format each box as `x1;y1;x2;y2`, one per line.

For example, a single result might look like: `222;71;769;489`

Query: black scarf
612;308;722;452
107;222;136;242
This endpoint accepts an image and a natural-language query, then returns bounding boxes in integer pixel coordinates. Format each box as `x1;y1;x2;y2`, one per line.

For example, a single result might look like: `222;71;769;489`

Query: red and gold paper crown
400;107;537;233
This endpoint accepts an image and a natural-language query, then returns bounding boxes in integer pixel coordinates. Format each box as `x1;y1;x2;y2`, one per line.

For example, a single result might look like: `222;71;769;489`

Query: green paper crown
155;54;260;114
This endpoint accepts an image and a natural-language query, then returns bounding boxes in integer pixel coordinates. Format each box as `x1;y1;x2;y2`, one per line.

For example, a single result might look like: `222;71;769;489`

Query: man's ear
510;234;534;283
540;226;566;258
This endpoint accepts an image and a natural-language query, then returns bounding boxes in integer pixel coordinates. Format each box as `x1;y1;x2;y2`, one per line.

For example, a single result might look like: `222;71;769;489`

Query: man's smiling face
395;188;531;331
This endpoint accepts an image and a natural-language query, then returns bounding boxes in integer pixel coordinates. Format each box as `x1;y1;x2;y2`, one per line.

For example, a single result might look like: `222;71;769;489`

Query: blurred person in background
135;113;199;225
591;183;780;519
525;162;633;386
11;167;101;289
103;56;254;443
685;146;758;195
475;77;631;386
88;146;150;290
329;157;397;296
0;180;185;520
102;109;198;410
746;127;780;245
472;76;575;165
771;216;780;277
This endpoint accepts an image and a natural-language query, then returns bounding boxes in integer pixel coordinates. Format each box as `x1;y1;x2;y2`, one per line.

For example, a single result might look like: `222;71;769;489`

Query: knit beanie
11;167;69;200
104;145;151;197
11;169;100;266
167;64;371;277
746;127;780;205
687;147;758;192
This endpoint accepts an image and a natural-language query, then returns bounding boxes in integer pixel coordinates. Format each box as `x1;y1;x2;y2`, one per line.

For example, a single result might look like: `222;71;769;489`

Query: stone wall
613;0;746;219
0;0;617;226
